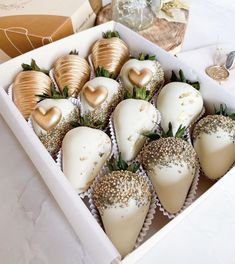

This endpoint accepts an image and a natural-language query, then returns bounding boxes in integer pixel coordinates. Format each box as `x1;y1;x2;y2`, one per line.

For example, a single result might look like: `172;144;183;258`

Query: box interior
0;21;234;263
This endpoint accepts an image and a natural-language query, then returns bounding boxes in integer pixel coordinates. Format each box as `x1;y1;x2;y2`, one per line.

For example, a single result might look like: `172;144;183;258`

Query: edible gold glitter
37;108;79;158
141;137;199;170
93;170;151;214
83;85;123;129
193;115;235;141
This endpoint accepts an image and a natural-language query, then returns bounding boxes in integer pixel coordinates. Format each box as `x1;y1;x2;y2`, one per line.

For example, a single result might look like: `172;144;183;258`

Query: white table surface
1;1;235;263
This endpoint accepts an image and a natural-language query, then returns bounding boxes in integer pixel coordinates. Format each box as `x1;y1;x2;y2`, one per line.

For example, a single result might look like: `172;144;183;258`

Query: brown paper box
0;0;101;60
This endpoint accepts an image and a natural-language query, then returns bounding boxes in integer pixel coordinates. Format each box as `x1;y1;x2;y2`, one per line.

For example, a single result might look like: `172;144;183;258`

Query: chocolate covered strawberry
120;53;164;99
113;96;160;162
30;86;79;157
13;59;51;119
156;70;203;134
80;67;123;128
141;134;199;214
193;106;235;180
91;31;129;78
53;50;90;97
62;126;112;194
93;157;150;257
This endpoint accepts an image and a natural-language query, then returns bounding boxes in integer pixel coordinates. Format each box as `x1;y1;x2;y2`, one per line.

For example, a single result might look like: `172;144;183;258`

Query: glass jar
112;0;156;31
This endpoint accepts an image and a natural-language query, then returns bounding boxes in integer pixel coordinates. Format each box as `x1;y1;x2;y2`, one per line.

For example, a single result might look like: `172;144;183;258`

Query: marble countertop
1;0;235;263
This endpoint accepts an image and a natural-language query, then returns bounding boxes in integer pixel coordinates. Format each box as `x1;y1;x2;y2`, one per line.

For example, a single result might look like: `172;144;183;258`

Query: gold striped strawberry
91;31;129;78
13;59;51;119
53;50;90;97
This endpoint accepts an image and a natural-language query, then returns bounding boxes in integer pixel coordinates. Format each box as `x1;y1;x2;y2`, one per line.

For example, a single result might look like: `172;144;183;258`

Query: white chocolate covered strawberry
113;98;159;162
157;81;203;134
31;96;79;157
120;53;164;99
93;170;151;257
141;137;199;214
80;68;123;128
193;114;235;180
62;127;112;193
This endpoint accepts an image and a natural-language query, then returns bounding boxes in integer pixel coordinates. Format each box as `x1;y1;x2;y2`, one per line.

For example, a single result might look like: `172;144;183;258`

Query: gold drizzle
13;71;51;119
91;37;129;78
53;54;91;97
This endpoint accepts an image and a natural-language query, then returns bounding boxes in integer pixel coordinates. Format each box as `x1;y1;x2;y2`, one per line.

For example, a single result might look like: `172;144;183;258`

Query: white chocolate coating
157;82;203;134
147;162;195;214
101;199;150;257
194;128;235;180
80;77;120;113
31;99;76;135
120;59;156;92
62;127;112;193
113;99;158;162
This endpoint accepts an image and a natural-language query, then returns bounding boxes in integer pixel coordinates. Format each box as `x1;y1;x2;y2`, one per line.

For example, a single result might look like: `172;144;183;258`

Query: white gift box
0;21;235;263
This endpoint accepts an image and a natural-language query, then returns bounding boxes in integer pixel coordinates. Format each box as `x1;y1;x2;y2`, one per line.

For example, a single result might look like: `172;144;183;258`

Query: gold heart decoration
32;106;62;131
83;85;108;108
128;68;153;87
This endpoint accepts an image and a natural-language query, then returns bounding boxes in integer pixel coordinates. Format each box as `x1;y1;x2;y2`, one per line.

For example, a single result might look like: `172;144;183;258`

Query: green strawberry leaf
214;104;235;120
95;66;115;79
22;59;49;75
143;131;161;140
162;122;187;139
138;52;156;61
124;86;150;100
107;153;140;173
36;84;70;101
103;31;120;39
127;163;140;173
170;69;200;90
79;115;103;129
69;49;79;55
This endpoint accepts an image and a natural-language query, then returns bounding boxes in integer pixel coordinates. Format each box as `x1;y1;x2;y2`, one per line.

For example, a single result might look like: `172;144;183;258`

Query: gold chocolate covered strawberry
80;67;123;128
53;50;90;97
91;31;129;78
12;59;51;119
120;53;164;99
30;86;79;157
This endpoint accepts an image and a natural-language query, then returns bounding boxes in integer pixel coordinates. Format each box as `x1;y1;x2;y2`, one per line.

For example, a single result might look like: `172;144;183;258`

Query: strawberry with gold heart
120;53;164;99
30;86;79;157
79;67;123;129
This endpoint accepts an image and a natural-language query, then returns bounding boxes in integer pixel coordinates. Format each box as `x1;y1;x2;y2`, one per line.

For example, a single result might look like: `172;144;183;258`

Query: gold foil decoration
128;68;153;87
91;37;129;78
13;71;51;119
53;54;90;97
83;85;108;108
32;106;62;131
